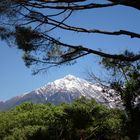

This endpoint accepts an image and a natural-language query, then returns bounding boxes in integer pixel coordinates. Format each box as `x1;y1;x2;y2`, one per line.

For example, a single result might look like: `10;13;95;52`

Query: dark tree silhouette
0;0;140;73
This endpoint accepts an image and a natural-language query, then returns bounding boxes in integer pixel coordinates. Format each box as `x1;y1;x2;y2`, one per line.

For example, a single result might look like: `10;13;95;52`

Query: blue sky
0;3;140;100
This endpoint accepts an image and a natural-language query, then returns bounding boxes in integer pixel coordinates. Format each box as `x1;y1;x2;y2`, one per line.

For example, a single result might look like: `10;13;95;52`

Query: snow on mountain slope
0;75;121;111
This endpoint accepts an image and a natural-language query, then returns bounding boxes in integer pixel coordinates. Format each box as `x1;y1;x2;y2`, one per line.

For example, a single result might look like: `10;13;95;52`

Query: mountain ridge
0;75;121;111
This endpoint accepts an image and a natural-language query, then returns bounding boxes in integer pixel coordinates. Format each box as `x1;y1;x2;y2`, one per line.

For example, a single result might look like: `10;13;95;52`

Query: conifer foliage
0;0;140;73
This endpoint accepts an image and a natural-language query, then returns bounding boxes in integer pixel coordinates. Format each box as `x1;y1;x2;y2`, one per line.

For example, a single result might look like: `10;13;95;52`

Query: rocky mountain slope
0;75;121;110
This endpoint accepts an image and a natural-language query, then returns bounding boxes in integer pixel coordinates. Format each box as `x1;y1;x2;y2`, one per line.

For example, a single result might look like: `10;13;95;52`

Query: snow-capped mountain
0;75;121;111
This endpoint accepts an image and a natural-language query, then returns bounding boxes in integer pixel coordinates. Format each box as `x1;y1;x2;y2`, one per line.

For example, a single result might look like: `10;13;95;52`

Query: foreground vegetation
0;98;130;140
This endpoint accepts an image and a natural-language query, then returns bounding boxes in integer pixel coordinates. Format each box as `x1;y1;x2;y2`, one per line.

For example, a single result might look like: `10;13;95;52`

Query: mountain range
0;75;121;111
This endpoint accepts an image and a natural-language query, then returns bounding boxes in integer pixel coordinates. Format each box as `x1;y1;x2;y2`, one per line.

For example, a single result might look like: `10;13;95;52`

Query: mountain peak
0;75;122;111
64;74;77;79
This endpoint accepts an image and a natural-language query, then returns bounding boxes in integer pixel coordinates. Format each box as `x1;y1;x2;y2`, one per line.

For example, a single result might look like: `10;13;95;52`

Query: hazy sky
0;3;140;100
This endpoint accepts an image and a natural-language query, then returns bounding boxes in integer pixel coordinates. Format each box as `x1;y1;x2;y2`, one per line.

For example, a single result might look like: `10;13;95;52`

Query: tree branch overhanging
18;0;140;11
18;7;140;39
108;0;140;10
46;18;140;39
20;1;120;10
0;0;140;74
43;34;140;62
